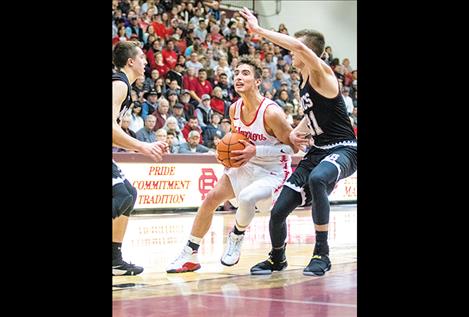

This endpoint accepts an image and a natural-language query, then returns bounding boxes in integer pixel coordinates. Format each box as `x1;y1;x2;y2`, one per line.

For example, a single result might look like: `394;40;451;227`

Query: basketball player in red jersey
167;56;298;273
241;8;357;276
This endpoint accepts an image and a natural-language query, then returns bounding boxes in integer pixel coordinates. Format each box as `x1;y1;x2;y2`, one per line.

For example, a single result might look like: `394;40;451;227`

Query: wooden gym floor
112;204;357;317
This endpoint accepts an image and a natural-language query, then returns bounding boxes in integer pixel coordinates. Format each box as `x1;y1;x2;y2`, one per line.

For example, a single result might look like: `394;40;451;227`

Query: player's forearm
293;116;310;134
256;27;304;56
113;122;143;152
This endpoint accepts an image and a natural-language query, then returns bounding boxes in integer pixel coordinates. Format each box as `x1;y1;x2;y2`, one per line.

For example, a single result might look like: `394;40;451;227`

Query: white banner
118;163;226;209
328;171;357;202
117;162;357;209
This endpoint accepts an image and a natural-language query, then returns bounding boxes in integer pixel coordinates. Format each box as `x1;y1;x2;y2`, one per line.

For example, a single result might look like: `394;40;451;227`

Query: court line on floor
198;293;357;308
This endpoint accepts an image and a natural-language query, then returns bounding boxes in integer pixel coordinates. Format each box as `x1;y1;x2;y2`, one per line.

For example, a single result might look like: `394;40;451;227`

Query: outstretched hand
230;139;256;167
239;7;260;33
139;141;168;162
289;131;312;152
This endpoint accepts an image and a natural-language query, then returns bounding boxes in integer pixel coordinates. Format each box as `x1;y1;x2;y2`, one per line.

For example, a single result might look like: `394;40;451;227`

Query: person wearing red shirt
182;67;199;92
162;39;178;69
154;51;170;78
192;69;213;103
210;87;226;116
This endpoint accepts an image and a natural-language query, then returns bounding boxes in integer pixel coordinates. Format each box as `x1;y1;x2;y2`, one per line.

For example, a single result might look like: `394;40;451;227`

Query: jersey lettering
301;92;324;136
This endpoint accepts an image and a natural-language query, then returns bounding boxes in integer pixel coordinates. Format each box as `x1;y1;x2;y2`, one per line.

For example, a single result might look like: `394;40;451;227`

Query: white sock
188;235;202;247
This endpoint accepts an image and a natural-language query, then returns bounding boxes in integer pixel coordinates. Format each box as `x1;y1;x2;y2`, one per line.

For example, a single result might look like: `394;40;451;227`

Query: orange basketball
216;132;250;168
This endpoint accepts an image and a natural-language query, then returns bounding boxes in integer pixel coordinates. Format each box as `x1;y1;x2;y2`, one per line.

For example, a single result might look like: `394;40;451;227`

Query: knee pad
112;183;136;218
122;184;137;216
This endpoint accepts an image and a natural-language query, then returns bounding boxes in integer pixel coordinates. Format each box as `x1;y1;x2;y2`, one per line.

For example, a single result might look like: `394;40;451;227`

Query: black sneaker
303;255;331;276
250;252;288;275
112;259;144;276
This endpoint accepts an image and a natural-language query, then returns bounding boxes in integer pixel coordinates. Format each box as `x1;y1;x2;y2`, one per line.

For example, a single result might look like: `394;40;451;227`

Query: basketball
216;132;250;168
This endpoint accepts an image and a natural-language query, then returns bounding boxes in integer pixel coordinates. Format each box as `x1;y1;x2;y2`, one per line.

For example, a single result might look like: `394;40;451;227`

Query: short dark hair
113;41;140;68
293;29;325;58
237;56;262;79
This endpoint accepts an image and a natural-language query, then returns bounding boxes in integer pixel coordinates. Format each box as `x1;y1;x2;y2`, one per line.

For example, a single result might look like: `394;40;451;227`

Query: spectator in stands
143;69;160;92
214;72;235;105
136;114;157;142
161;12;174;39
195;18;208;42
143;24;156;46
195;94;213;128
259;66;275;96
179;89;196;120
220;118;231;134
272;70;285;92
166;63;184;88
216;57;233;84
185;52;204;75
113;114;137;152
132;75;145;97
208;24;223;43
283;103;294;126
112;26;128;45
324;46;333;65
278;23;289;35
154;51;170;79
166;90;180;109
155;128;168;144
125;15;144;43
182;116;203;144
151;97;170;131
130;89;138;102
163;115;186;148
154;77;166;98
178;130;211;153
351;106;357;127
141;89;159;120
239;33;252;56
275;89;291;108
287;69;300;88
210;86;226;116
165;79;181;97
129;101;144;133
192;69;213;103
202;112;224;149
341;87;354;115
182;66;198;92
145;38;161;70
162;39;178;69
166;131;179;153
170;102;187;130
204;0;221;21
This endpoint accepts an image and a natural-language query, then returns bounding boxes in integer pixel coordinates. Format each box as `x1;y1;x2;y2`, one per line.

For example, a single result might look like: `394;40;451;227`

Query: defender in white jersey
167;56;298;273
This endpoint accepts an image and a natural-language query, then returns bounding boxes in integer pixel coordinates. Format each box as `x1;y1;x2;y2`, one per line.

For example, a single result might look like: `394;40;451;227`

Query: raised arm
239;7;338;97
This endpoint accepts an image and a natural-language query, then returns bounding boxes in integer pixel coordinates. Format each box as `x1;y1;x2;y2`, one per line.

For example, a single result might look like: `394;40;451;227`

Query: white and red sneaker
166;245;201;273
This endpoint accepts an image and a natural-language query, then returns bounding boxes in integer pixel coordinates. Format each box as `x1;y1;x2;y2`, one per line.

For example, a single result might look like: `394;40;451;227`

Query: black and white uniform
284;77;357;207
112;71;137;218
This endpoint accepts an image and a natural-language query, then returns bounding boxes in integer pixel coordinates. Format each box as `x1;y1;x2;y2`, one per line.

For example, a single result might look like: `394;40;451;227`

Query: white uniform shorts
225;162;290;212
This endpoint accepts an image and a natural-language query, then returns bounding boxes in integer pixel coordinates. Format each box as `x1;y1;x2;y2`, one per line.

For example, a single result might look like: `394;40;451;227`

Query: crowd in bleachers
112;0;358;154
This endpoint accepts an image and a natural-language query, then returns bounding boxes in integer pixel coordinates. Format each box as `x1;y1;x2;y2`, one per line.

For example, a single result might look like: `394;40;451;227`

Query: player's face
132;47;148;76
233;64;259;94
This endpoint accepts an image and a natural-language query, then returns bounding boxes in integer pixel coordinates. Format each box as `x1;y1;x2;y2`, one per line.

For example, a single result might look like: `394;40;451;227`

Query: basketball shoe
220;231;245;266
166;245;201;273
112;259;144;276
250;246;288;275
303;254;331;276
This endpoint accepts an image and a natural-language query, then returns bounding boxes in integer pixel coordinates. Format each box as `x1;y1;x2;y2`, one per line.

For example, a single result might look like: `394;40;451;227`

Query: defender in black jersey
112;41;167;276
241;8;357;276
